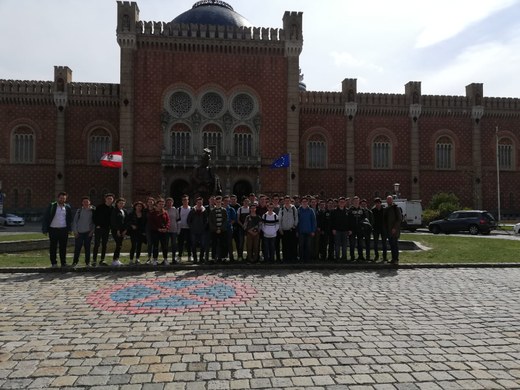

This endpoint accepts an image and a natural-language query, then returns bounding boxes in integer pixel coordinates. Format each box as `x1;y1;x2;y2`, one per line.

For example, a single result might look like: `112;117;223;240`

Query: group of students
41;191;402;268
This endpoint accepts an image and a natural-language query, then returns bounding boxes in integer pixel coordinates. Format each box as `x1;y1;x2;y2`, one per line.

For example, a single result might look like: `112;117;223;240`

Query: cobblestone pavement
1;268;519;390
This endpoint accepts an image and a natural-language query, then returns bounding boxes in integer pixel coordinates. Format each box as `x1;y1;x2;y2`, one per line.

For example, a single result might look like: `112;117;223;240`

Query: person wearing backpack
278;195;299;262
71;196;95;268
260;202;280;263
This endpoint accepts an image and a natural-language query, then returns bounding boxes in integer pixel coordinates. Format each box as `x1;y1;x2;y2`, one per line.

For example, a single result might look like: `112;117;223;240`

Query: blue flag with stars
270;154;290;169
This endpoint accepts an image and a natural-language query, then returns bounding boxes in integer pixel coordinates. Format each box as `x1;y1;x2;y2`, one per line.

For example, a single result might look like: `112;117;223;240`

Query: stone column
409;104;421;200
283;12;303;196
117;2;139;201
472;106;484;209
53;66;72;194
466;83;484;210
343;78;357;196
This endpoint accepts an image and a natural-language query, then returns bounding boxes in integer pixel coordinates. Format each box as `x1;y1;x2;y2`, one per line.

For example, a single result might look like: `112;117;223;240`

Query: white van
383;198;423;232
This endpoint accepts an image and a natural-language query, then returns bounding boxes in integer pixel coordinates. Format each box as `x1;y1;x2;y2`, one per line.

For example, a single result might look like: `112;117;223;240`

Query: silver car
0;213;25;226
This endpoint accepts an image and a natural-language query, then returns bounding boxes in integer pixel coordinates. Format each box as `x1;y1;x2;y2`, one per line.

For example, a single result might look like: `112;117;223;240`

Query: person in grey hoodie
72;196;95;267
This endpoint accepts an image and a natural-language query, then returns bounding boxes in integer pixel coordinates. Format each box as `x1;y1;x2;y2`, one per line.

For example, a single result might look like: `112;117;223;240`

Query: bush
423;192;461;224
422;209;441;225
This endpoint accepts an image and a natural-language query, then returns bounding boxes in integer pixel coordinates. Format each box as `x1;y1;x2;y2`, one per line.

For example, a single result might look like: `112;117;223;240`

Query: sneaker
128;260;135;266
161;259;169;266
135;259;140;264
112;260;123;266
99;261;108;266
72;261;79;268
152;259;158;266
85;263;91;268
145;258;152;265
188;255;193;262
51;264;58;269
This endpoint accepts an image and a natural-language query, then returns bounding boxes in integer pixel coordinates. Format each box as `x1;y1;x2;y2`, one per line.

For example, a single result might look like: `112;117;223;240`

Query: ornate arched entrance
233;180;252;202
170;179;190;205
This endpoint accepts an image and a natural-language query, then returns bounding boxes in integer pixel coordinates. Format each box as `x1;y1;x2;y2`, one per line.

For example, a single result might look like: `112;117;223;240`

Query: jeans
111;229;125;260
49;227;69;266
388;235;399;262
298;232;313;262
334;231;348;260
262;236;276;262
191;231;208;262
73;232;92;265
281;229;298;262
93;226;110;262
373;229;387;259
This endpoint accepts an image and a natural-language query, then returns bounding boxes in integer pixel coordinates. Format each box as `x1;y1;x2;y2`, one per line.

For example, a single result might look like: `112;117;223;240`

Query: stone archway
170;179;190;206
233;180;252;203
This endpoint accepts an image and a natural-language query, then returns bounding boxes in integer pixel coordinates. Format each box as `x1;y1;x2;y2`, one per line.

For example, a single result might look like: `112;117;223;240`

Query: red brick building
1;0;519;217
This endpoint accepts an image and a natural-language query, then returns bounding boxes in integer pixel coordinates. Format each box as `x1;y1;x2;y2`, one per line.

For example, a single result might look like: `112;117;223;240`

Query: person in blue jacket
42;191;72;268
297;196;317;262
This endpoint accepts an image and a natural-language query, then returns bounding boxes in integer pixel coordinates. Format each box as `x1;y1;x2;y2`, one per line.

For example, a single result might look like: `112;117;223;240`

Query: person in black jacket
127;201;146;265
110;197;127;266
331;197;350;261
42;191;72;268
348;196;367;261
92;193;114;266
371;197;387;262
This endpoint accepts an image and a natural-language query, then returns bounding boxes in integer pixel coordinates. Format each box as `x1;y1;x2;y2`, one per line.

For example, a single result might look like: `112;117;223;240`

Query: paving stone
0;269;519;389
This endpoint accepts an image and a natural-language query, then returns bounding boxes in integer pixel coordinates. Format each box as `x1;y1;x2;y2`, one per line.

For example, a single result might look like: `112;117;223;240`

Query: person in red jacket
147;198;171;266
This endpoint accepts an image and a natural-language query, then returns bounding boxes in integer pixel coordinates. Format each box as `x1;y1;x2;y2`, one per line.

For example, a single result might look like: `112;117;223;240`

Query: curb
0;262;519;274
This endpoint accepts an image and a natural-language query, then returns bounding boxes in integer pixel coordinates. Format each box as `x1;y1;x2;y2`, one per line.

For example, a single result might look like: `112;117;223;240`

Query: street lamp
393;183;400;199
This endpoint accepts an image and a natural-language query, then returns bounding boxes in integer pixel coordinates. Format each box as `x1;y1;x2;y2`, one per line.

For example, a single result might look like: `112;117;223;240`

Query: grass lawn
400;233;520;263
0;233;519;267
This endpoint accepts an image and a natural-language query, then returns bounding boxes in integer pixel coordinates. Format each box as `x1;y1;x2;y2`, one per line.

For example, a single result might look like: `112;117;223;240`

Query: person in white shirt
42;192;72;268
261;202;280;263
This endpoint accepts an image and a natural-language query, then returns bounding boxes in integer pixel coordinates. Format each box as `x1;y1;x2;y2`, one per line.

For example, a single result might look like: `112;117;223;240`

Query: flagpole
289;152;292;197
496;127;501;224
120;148;124;198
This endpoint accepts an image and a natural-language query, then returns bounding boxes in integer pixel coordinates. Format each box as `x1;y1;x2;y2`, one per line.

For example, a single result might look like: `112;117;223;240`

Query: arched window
307;134;326;169
435;136;453;170
12;126;35;164
89;128;111;164
202;124;223;157
24;189;32;209
372;135;391;169
12;189;19;209
171;123;191;157
498;137;514;170
233;126;252;157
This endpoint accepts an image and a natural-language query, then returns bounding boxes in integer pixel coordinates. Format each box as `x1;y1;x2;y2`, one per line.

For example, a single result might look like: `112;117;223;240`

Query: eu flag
270;154;290;169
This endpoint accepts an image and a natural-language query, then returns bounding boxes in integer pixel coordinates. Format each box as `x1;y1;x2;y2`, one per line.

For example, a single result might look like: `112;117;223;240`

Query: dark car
428;210;497;235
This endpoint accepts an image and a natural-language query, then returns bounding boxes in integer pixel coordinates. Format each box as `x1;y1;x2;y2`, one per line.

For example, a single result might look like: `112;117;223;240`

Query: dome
172;1;252;28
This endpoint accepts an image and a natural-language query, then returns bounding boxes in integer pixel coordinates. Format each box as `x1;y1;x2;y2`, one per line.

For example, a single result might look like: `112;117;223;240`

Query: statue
191;148;222;203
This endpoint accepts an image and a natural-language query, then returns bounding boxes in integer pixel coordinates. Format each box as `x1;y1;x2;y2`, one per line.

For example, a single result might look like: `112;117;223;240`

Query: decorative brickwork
1;1;520;218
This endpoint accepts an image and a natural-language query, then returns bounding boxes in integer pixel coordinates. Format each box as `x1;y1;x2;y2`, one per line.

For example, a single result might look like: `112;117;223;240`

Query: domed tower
172;1;252;27
116;1;304;201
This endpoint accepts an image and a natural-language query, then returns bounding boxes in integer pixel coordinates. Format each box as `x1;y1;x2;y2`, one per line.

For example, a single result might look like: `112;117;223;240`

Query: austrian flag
100;151;123;168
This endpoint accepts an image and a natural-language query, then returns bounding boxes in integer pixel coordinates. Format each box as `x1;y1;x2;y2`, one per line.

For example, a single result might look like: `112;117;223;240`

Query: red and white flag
100;151;123;168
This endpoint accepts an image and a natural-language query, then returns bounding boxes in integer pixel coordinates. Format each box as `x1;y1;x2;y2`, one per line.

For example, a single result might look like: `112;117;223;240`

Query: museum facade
1;0;519;216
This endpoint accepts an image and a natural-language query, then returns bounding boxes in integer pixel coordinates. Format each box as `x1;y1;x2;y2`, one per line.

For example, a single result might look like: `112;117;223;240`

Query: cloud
414;0;517;48
330;51;384;73
422;36;520;96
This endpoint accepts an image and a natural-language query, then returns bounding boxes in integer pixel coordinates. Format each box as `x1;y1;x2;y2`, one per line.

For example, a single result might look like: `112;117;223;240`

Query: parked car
513;222;520;235
428;210;497;235
0;213;25;227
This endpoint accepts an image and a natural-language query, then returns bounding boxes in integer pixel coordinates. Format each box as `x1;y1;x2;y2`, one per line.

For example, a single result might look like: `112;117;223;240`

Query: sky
1;0;520;97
